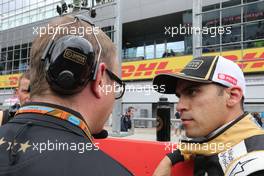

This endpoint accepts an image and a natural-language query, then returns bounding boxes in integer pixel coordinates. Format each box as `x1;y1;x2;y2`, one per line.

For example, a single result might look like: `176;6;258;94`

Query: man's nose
176;97;188;114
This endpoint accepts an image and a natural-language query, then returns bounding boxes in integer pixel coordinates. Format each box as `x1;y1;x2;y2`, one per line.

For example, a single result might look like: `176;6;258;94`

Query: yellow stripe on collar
179;114;264;160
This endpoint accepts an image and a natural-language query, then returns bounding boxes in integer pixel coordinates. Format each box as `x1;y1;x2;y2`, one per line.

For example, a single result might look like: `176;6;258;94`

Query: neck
31;94;95;132
207;108;244;139
224;107;244;125
31;95;73;108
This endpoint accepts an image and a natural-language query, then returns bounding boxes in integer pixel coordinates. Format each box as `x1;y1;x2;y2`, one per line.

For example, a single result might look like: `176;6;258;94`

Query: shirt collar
22;101;85;121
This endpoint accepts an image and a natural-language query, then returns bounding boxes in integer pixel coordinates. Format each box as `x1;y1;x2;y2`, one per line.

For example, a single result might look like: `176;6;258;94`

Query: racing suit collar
179;113;264;159
184;112;248;143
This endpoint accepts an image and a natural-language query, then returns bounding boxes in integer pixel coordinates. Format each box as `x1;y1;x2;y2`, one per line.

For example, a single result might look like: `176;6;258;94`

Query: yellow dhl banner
0;48;263;88
0;73;22;88
122;47;264;80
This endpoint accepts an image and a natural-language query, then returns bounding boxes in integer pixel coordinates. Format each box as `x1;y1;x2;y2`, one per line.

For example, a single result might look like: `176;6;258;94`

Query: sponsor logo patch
218;140;247;172
64;49;86;65
185;60;204;70
218;73;237;85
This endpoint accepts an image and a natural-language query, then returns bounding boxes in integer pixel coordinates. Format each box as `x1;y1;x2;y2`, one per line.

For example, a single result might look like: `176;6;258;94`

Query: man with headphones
0;15;132;175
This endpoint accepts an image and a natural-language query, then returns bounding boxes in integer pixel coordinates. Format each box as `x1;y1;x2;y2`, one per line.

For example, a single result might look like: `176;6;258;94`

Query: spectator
15;70;30;105
174;112;184;138
121;106;135;132
170;49;176;56
162;49;169;58
0;70;30;126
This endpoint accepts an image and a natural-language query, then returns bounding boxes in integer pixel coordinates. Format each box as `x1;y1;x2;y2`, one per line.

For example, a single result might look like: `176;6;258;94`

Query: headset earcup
44;35;95;95
57;70;75;89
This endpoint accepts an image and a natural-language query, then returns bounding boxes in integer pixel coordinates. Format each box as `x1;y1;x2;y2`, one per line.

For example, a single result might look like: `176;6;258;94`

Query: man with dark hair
0;71;30;126
153;56;264;176
0;15;131;175
121;106;135;132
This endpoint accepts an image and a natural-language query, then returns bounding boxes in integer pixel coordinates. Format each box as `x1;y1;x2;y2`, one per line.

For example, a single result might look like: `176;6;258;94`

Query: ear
226;86;243;108
91;63;107;99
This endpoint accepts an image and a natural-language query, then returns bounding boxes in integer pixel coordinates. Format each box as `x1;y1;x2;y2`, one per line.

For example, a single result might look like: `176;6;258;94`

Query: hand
153;156;172;176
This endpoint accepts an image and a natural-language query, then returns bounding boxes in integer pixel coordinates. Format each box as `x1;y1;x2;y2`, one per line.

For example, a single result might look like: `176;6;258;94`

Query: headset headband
41;15;102;95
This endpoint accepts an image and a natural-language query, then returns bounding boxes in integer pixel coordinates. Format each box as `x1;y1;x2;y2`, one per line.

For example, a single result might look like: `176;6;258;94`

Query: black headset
41;15;101;95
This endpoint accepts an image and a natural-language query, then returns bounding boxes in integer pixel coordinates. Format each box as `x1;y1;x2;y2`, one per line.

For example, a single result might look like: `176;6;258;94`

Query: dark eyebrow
176;84;203;97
